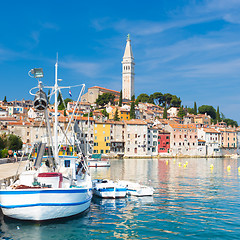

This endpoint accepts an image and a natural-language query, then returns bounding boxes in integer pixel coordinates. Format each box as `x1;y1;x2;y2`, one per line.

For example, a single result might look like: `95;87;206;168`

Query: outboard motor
33;89;48;111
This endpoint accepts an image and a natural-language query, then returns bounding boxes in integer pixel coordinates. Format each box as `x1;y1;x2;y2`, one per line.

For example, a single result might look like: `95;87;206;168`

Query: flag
69;90;72;97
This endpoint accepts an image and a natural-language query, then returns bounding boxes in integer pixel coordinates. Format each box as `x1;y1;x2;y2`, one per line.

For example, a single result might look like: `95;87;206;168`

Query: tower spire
122;34;135;100
123;34;134;59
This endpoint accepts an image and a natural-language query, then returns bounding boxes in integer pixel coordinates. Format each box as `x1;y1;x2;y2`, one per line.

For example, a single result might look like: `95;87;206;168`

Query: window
106;143;110;146
128;134;130;138
135;134;137;138
94;142;98;146
166;136;169;139
95;136;97;140
93;150;98;153
100;150;104;154
64;160;70;168
105;150;110;153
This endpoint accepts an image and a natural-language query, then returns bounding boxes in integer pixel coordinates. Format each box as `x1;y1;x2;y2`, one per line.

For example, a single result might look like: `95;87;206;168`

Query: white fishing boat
92;179;126;199
0;62;92;221
87;154;110;167
117;180;154;197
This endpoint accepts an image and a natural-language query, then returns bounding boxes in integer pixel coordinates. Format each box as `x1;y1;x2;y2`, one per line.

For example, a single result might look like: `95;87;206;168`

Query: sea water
1;158;240;239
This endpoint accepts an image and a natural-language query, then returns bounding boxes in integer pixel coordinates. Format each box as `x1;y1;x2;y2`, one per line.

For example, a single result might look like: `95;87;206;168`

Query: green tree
58;98;72;110
163;106;167;119
148;94;154;104
194;102;197;115
7;134;22;151
119;90;122;107
130;95;136;119
223;118;238;127
170;95;181;107
153;92;164;105
96;93;115;107
177;106;186;119
187;108;194;114
163;93;173;107
0;137;5;150
101;109;109;118
198;105;216;120
57;92;63;110
216;106;220;122
3;96;7;103
114;109;120;121
135;93;149;105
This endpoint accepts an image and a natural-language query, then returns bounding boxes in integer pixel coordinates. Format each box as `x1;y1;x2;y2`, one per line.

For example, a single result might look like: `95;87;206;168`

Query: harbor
0;157;240;239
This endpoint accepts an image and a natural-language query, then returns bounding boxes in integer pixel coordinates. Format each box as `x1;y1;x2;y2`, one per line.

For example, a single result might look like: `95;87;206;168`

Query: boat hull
115;187;127;198
93;187;115;198
88;161;110;167
0;188;92;221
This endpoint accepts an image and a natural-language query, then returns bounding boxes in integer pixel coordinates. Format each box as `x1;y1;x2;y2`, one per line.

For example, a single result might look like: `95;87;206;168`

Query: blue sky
1;0;240;122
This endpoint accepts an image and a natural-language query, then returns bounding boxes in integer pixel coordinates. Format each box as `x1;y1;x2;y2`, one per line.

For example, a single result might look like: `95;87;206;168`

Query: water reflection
1;158;240;239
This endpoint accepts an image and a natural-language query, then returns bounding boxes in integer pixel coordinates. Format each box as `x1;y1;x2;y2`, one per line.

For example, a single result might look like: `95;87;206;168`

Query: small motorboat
92;179;126;199
117;180;154;197
87;154;110;167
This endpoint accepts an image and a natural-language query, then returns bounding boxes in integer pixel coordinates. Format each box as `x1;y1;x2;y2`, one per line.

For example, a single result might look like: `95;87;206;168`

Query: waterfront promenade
0;160;26;183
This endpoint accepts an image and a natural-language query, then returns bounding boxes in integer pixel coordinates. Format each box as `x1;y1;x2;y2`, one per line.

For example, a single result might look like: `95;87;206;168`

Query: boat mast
54;58;59;164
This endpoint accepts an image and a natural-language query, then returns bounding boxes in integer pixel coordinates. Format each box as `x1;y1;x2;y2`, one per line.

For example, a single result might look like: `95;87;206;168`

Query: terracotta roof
68;101;91;106
125;119;147;125
169;123;197;129
0;117;16;121
202;128;220;133
219;128;237;133
73;116;94;121
8;121;32;126
89;86;120;94
106;120;124;125
158;129;170;134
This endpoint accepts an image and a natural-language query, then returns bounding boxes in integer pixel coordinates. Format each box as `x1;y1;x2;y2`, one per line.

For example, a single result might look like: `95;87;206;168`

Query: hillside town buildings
0;36;239;158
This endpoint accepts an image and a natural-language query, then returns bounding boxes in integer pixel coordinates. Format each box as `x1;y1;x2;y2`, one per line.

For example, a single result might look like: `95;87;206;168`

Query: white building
122;34;135;100
197;128;222;156
124;120;147;157
147;127;158;156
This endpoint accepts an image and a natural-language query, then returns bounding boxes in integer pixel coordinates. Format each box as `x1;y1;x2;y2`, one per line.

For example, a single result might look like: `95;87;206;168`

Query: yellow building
108;106;130;121
93;122;111;154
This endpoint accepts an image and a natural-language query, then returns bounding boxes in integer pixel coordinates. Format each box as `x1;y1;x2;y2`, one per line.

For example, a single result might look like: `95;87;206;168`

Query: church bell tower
122;34;135;100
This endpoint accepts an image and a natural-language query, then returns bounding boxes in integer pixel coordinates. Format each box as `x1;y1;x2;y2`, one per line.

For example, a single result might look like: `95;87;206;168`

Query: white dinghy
92;179;126;199
0;62;92;221
117;181;154;197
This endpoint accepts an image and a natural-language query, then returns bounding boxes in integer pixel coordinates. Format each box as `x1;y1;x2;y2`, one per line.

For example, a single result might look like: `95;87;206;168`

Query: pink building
165;123;198;156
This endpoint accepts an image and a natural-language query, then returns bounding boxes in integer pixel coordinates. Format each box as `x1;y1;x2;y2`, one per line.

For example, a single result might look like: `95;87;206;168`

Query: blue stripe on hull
0;188;91;195
0;196;92;209
116;188;126;192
